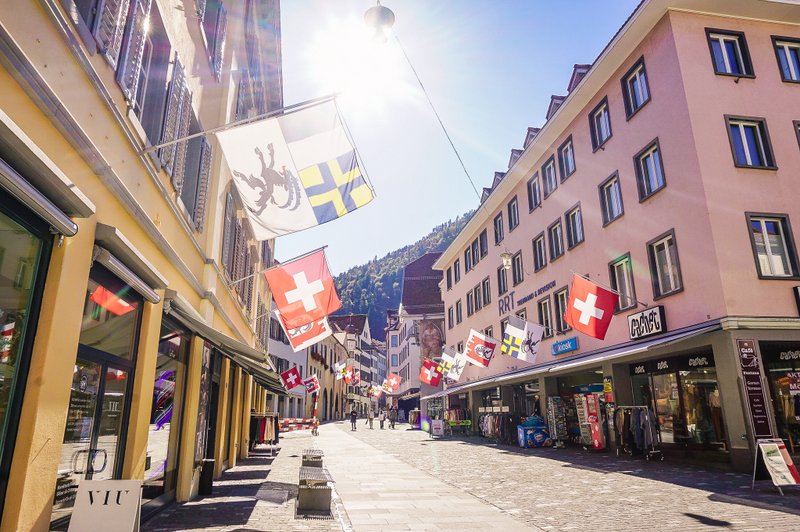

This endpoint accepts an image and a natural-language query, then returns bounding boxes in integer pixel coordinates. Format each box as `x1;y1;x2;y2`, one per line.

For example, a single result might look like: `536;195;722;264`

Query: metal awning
422;322;721;400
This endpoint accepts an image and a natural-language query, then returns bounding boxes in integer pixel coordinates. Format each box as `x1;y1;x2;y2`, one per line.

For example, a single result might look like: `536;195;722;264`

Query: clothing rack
249;412;279;457
613;406;663;461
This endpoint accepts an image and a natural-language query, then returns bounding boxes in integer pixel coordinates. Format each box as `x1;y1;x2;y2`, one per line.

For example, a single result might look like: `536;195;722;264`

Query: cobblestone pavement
335;421;800;531
143;429;346;532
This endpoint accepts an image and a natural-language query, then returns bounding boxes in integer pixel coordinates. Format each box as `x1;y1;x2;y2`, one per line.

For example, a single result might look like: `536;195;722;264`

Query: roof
329;314;368;335
400;253;444;316
567;64;592;93
545;95;567;120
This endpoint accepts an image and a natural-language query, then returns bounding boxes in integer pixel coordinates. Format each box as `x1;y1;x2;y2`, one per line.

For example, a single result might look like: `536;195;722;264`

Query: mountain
334;211;474;339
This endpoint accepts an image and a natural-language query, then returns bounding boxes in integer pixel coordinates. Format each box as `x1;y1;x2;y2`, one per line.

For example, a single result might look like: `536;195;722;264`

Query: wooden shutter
212;4;228;80
116;0;151;103
244;248;253;311
232;220;244;291
160;55;186;177
93;0;131;69
193;138;213;232
171;86;193;194
221;192;234;276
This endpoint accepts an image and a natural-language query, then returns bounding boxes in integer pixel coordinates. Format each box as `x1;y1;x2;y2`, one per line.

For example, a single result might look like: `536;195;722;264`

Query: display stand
546;397;567;448
613;406;662;461
751;438;800;495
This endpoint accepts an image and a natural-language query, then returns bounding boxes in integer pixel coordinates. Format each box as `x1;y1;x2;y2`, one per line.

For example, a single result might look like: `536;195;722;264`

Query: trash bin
199;459;215;495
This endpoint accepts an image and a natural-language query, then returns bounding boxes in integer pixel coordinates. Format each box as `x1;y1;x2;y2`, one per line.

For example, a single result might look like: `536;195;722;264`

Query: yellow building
306;334;348;421
0;0;285;529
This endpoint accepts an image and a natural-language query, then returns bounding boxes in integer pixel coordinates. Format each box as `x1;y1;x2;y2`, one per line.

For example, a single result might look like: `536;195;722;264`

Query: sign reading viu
68;480;142;532
627;306;667;340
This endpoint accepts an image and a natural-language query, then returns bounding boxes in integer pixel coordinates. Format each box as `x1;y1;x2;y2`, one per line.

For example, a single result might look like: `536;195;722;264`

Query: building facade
267;314;306;418
330;314;373;416
0;0;285;529
433;0;800;471
306;333;347;420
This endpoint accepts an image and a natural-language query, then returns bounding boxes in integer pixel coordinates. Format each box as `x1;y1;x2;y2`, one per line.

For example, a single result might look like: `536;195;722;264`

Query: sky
277;0;641;275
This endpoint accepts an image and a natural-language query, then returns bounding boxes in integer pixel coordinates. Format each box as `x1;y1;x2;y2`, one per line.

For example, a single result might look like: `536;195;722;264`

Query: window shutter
212;5;228;80
244;248;254;311
195;0;207;19
159;55;186;176
234;73;248;121
193;138;213;232
221;192;234;275
92;0;131;69
171;86;193;194
232;220;244;292
116;0;152;103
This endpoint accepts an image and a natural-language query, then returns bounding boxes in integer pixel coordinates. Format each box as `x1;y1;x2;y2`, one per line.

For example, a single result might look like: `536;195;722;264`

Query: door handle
88;448;108;474
71;449;91;474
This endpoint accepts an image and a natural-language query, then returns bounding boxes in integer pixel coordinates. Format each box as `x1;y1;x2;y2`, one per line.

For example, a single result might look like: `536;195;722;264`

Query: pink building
430;0;800;471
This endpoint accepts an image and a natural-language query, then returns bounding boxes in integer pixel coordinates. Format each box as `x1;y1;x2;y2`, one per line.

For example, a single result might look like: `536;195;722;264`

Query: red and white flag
0;321;14;362
90;286;137;316
280;367;303;390
464;329;499;368
344;366;360;385
385;373;402;390
303;375;321;394
273;310;332;352
371;386;383;398
264;249;341;329
419;359;443;386
381;379;393;393
564;274;619;340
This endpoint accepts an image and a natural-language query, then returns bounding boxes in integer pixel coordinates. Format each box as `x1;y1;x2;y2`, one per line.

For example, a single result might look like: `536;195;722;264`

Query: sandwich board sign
752;439;800;496
68;480;142;532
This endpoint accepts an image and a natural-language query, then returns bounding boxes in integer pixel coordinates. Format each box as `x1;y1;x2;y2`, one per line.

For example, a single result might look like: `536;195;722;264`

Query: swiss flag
280;367;303;390
264;250;341;329
344;367;360;385
273;310;332;352
564;274;619;340
386;373;402;390
464;330;499;368
303;375;321;394
419;359;443;386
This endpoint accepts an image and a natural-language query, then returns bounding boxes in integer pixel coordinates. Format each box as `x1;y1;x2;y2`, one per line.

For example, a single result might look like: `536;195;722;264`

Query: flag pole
228;245;328;287
140;93;339;155
569;270;650;308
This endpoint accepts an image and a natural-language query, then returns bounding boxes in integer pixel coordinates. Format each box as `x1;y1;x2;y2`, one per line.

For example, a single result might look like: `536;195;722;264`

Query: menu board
737;340;773;439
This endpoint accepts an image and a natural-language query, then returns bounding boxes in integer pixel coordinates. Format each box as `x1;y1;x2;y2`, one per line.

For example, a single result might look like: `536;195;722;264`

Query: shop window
747;214;799;278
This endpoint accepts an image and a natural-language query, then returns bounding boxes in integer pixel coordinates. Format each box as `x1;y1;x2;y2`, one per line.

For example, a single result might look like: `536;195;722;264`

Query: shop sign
68;480;142;532
431;420;445;437
551;337;579;355
737;339;773;439
629;353;715;376
789;372;800;422
627;306;666;340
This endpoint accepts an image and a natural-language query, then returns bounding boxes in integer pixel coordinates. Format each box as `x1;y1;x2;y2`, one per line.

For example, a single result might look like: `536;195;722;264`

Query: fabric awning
421;321;721;401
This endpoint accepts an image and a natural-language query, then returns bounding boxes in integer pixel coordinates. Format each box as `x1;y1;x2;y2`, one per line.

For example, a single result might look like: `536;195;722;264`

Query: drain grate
255;487;288;506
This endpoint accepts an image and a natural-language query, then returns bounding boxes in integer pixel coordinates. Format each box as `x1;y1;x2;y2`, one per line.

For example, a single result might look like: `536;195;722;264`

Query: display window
762;341;800;456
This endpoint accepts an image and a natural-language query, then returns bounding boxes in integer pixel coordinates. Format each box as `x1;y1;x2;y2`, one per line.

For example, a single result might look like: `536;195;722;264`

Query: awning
422;321;721;400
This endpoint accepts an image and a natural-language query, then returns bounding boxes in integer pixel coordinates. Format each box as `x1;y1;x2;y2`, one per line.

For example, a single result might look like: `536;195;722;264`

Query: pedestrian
365;408;375;429
350;408;357;431
389;406;397;429
379;409;386;429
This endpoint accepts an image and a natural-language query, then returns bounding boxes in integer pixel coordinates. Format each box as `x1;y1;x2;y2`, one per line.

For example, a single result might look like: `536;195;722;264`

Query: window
482;277;491;306
202;0;229;80
447;307;454;329
773;37;800;82
391;354;398;366
747;214;798;278
533;233;547;271
457;341;464;353
494;213;504;244
542;156;558;198
516;308;527;320
558;136;576;179
497;266;508;296
483;326;494;339
454;259;461;283
725;116;776;169
589;97;612;150
479;230;489;258
473;284;483;312
455;300;463;324
508;196;520;231
472;239;481;265
446;267;452;290
538;297;553;339
622;57;650;118
391;334;398;347
527;173;542;211
706;29;753;77
465;247;473;273
466;291;475;317
599;172;624;225
634;139;666;199
609;254;637;311
566;204;584;249
548;220;564;261
500;318;510;337
554;287;571;334
647;230;683;298
511;252;524;286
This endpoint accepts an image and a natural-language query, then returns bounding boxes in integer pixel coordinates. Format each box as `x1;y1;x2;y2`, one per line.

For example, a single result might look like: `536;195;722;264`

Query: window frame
646;229;684;300
548;219;565;262
507;196;520;232
473;284;483;312
527;173;542;212
533;232;547;272
565;203;584;250
542;156;558;198
724;115;777;170
453;259;461;284
494;213;504;245
621;56;651;119
500;318;510;337
479;230;489;259
455;300;463;324
511;251;524;286
634;138;667;201
589;97;612;151
554;286;571;334
466;290;475;317
705;28;754;78
446;267;452;291
464;247;472;273
497;266;508;296
482;277;491;306
599;171;625;226
538;296;553;339
609;252;638;312
447;306;454;329
745;212;800;280
795;120;800;149
558;135;576;181
471;239;481;265
772;36;800;83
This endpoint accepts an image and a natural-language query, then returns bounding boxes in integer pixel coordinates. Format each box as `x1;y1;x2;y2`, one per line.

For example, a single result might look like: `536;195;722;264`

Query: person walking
389;406;397;429
379;409;386;429
350;408;357;431
365;408;375;429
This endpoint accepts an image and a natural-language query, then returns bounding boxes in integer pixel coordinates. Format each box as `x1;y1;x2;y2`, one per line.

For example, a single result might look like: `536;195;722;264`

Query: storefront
554;372;606;447
762;341;800;456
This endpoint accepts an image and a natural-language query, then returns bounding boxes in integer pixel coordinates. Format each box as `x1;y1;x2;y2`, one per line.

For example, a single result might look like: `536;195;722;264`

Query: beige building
0;0;286;529
306;333;348;420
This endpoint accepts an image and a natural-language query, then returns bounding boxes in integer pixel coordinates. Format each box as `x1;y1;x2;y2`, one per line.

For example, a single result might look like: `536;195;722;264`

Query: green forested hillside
335;211;473;339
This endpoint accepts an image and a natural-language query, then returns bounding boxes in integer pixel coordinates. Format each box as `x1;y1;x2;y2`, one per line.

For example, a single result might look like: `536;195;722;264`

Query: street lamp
364;1;395;42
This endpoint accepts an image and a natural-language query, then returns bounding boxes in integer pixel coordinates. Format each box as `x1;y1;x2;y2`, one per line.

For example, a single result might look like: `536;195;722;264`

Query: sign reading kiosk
68;480;142;532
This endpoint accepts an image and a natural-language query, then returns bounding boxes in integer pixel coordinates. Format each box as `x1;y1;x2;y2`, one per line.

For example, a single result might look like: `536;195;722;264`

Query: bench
297;466;332;512
301;449;324;468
